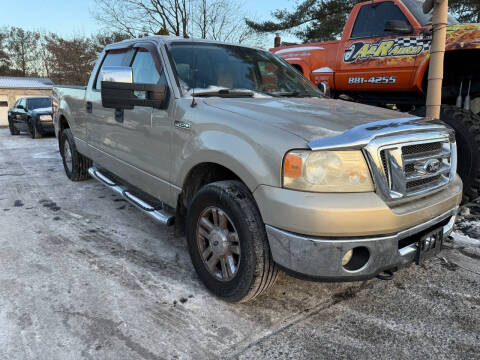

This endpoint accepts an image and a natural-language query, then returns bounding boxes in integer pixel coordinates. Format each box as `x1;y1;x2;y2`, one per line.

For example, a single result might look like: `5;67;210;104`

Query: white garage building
0;77;53;127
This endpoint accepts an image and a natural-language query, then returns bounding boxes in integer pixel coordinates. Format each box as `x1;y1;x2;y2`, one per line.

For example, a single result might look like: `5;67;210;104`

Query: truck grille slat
402;142;442;155
403;150;451;164
405;166;450;182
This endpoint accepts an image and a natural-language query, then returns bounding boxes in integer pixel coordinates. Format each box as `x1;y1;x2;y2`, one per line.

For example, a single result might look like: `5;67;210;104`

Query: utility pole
423;0;449;120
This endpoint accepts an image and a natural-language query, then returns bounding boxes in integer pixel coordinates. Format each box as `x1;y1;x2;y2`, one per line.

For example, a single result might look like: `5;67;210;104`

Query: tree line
0;28;129;85
0;0;260;85
1;0;478;85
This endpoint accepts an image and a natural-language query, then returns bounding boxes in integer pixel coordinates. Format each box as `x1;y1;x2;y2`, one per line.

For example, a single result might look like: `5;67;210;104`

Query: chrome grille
365;133;456;202
401;141;452;195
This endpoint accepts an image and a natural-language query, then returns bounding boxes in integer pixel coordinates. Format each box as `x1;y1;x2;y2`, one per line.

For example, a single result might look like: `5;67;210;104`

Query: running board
88;167;174;226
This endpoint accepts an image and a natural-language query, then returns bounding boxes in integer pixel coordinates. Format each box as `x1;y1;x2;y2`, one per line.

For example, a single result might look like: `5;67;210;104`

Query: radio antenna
189;0;197;108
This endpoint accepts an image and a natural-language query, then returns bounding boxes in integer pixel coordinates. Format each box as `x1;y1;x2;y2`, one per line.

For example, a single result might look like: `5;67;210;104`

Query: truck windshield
402;0;459;26
167;42;323;98
27;97;51;110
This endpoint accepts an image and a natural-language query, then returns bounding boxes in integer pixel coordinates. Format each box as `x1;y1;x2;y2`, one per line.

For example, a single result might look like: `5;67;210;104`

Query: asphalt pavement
0;129;479;360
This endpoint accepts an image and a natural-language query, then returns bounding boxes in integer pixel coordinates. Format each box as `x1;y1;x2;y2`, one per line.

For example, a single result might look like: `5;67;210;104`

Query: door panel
336;1;429;92
119;45;172;201
86;44;173;203
86;49;132;159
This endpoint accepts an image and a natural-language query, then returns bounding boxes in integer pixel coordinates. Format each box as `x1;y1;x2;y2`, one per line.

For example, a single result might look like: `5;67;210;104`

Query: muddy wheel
8;119;20;135
60;128;91;181
412;106;480;201
186;180;279;303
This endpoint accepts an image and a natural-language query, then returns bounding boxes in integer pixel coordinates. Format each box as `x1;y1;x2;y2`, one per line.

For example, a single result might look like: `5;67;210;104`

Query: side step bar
88;167;174;226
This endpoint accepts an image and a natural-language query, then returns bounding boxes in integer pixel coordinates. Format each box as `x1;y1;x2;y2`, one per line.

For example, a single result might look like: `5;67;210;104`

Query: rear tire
411;105;480;201
186;180;279;303
8;119;20;135
60;128;91;181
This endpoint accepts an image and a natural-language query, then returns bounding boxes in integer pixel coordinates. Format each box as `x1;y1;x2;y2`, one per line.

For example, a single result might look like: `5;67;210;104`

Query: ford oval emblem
424;159;441;174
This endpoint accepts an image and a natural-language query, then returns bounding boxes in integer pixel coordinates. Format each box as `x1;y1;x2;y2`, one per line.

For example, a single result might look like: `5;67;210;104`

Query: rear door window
95;49;132;90
27;98;51;110
351;2;410;39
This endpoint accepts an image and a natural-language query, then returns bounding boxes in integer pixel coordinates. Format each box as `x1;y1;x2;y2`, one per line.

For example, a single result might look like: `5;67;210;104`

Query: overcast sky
0;0;297;42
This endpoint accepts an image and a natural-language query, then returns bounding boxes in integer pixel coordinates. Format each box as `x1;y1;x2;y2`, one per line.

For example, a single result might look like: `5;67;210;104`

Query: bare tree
93;0;189;37
92;0;261;45
193;0;254;44
6;27;40;76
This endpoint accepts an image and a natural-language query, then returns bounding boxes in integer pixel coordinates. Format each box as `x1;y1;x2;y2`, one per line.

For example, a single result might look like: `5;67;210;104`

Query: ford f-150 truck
271;0;480;202
53;36;462;302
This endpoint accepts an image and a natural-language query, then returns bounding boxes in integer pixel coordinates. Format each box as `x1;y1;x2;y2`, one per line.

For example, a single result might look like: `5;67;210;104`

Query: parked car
8;96;54;138
53;36;462;302
271;0;480;201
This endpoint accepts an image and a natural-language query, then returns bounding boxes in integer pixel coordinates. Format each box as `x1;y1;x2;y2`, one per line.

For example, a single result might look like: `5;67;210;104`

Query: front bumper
266;207;457;280
38;119;54;133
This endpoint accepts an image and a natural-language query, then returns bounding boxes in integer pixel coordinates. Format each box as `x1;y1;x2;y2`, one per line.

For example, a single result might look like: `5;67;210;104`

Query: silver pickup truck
53;36;462;302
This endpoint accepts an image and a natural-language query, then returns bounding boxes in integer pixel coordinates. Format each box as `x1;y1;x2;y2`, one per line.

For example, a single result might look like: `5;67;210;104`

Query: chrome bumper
266;207;458;280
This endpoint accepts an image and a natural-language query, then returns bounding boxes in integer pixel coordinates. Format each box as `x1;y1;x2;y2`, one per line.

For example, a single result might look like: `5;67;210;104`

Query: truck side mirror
101;66;169;110
384;20;413;35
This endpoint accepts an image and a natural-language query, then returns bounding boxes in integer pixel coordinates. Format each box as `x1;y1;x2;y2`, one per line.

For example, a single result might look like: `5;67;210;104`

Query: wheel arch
417;49;480;101
174;161;249;236
57;114;70;148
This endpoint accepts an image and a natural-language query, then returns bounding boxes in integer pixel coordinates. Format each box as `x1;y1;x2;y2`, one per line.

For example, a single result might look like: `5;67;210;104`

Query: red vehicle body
271;0;480;200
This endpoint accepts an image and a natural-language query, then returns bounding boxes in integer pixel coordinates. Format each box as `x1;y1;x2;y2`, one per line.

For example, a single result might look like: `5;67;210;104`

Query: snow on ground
453;197;480;245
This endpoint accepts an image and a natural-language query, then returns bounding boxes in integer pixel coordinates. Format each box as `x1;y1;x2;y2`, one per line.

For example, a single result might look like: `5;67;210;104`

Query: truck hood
204;97;413;142
446;24;480;50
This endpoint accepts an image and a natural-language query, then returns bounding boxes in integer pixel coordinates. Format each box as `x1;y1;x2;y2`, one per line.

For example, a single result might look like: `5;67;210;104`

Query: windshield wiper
193;89;254;98
265;91;312;98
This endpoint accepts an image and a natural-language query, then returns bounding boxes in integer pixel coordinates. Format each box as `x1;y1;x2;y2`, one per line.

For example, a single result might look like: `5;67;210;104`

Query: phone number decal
348;76;397;85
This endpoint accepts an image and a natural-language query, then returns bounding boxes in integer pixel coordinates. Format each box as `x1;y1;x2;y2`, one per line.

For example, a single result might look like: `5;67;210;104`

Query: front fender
174;130;278;193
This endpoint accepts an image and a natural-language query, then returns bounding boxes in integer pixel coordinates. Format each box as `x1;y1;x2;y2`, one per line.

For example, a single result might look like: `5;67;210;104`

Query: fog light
342;249;353;266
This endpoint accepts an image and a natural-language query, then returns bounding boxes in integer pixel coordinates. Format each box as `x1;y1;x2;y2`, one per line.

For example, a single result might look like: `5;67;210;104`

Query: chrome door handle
174;121;191;130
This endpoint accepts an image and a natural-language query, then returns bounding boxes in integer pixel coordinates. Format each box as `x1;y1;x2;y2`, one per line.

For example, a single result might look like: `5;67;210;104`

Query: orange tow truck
271;0;480;201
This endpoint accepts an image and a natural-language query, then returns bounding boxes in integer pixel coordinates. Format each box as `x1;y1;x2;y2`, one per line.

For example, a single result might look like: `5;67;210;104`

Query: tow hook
376;270;395;281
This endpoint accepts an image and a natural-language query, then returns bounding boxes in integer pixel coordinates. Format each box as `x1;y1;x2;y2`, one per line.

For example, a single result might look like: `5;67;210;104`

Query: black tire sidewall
186;182;263;302
8;119;19;135
60;129;78;180
441;107;480;200
411;105;480;200
27;118;35;139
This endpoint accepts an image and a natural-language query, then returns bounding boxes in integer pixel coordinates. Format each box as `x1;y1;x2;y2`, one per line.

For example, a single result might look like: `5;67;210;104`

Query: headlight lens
39;114;52;121
283;150;374;192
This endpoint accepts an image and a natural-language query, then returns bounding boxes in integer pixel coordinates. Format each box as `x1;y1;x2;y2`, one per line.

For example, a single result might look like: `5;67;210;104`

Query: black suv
8;97;53;138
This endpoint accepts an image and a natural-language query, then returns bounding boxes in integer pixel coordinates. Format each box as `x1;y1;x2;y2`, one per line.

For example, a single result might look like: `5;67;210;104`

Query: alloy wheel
196;206;241;282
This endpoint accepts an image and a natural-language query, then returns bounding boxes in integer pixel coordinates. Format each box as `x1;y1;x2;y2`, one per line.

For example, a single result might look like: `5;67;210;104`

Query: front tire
28;118;42;139
186;181;279;303
60;128;91;181
8;119;20;135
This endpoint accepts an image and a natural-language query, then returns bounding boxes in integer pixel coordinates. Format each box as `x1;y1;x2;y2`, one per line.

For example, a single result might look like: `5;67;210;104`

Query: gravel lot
0;128;479;360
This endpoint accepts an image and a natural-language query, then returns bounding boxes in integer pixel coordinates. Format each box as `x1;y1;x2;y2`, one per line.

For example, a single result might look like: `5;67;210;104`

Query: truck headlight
283;150;374;192
39;115;52;121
